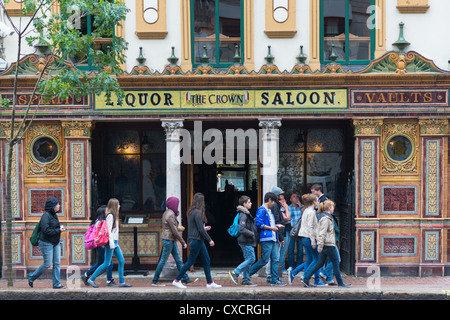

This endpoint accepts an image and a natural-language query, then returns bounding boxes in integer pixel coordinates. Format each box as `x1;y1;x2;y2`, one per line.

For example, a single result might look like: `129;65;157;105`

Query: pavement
1;268;450;301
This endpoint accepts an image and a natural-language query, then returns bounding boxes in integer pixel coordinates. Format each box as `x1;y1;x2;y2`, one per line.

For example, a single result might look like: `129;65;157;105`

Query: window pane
307;129;344;152
105;130;140;154
348;0;371;60
218;0;241;63
106;155;141;211
142;154;166;211
323;0;346;60
278;153;304;196
306;153;343;200
194;0;217;64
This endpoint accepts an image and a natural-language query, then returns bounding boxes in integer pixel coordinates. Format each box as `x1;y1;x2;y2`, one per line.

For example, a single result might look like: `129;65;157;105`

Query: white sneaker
172;280;187;289
206;282;222;289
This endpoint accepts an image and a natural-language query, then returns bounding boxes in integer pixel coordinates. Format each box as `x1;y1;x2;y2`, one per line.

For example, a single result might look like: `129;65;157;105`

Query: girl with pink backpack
87;198;132;288
81;206;116;287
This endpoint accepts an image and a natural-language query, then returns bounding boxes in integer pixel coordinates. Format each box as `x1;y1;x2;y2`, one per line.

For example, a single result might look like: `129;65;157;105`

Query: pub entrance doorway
181;119;355;274
181;120;261;267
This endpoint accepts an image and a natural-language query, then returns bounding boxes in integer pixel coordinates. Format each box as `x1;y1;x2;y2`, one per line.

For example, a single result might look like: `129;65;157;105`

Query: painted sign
351;89;448;108
0;92;90;108
94;89;348;110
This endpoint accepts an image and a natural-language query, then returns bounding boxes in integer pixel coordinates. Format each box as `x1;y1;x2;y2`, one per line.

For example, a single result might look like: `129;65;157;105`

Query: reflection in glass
307;153;343;200
323;0;372;62
142;154;166;211
106;155;140;210
307;129;344;152
193;0;241;65
386;135;412;162
105;130;140;154
278;153;304;196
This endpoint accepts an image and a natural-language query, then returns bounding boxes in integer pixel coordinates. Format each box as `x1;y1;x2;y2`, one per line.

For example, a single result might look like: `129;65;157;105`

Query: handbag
289;217;302;241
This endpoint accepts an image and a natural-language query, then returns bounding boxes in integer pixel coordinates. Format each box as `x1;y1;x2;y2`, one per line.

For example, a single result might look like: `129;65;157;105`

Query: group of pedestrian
28;197;132;289
28;183;349;289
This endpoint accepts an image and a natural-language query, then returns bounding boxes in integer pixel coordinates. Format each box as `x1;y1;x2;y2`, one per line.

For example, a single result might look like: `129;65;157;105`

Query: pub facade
1;0;449;278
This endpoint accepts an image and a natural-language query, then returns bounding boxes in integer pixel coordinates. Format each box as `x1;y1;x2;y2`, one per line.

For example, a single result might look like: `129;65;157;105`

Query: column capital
418;118;448;136
259;118;281;139
161;119;184;141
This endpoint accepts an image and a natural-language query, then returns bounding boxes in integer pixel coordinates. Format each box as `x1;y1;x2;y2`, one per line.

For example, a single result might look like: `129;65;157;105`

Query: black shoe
228;271;239;285
301;279;312;288
28;278;33;288
338;283;352;288
81;273;88;286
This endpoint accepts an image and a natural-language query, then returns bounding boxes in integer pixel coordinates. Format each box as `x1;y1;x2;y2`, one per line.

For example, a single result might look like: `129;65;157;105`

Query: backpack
94;219;109;247
84;223;98;250
30;212;50;246
227;212;240;237
289;216;302;241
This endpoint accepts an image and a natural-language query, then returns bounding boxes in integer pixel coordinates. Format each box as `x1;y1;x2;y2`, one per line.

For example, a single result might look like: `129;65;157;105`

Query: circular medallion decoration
31;136;60;164
386;135;413;162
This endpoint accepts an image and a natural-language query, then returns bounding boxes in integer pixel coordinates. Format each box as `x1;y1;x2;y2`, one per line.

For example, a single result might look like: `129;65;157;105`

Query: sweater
187;209;212;243
298;206;318;246
106;213;119;249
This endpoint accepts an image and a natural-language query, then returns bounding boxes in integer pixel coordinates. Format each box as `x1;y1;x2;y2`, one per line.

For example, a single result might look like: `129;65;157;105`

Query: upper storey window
191;0;243;68
321;0;375;65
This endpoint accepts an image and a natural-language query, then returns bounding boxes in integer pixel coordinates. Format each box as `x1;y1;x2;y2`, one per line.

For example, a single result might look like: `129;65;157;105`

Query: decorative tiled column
353;119;382;276
61;120;93;268
160;119;184;278
418;118;448;276
259;118;281;196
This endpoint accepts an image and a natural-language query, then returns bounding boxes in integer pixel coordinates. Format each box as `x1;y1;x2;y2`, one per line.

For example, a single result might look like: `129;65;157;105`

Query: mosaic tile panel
424;139;440;216
28;188;65;217
71;234;86;263
119;232;159;257
360;231;375;261
70;142;85;218
424;231;439;261
381;185;417;214
381;235;417;257
360;139;375;216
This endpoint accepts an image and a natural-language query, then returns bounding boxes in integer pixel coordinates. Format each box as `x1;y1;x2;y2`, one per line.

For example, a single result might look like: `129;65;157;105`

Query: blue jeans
28;240;61;287
279;232;291;271
176;239;212;284
321;247;340;282
303;245;344;286
90;241;125;284
291;237;321;284
249;241;279;284
153;239;189;283
86;246;113;281
234;244;256;282
288;235;304;268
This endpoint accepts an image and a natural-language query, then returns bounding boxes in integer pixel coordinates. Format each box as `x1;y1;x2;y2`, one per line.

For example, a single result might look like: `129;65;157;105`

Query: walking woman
28;197;66;289
152;196;191;286
301;200;351;288
81;205;116;287
172;193;221;289
87;198;132;288
288;193;326;286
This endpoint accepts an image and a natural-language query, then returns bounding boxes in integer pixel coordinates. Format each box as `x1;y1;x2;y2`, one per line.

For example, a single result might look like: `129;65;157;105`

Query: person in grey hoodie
152;197;191;286
229;195;258;286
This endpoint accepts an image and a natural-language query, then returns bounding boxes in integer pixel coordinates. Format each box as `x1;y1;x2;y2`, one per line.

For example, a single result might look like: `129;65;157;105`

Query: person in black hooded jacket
27;197;66;289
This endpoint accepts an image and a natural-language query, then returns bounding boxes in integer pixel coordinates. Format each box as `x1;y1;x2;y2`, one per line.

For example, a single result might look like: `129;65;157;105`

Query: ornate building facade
1;0;449;278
